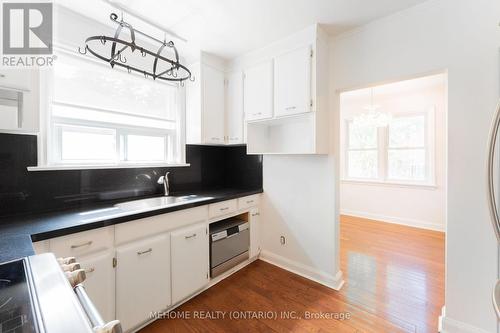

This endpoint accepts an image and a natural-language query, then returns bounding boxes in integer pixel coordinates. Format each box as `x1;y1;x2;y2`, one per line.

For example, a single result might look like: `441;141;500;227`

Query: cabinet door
243;60;273;121
78;250;115;323
203;65;225;144
116;234;171;332
274;45;312;117
249;208;261;258
171;222;209;304
226;71;244;144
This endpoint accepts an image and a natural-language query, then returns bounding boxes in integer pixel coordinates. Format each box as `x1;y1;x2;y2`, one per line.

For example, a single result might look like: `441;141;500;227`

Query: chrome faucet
157;172;170;196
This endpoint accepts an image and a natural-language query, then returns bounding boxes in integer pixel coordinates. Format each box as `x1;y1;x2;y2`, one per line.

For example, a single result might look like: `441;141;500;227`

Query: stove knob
57;257;76;265
95;320;123;333
66;269;86;287
61;262;81;272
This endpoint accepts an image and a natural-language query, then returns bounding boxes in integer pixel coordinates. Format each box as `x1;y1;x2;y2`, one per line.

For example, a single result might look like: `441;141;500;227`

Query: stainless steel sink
115;195;212;212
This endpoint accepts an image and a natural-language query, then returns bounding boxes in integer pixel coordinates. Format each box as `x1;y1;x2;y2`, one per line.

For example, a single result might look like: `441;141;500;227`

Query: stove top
0;260;38;333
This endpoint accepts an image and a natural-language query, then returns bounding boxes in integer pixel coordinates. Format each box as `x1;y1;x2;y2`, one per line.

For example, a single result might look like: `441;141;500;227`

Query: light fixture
353;88;391;127
78;13;194;85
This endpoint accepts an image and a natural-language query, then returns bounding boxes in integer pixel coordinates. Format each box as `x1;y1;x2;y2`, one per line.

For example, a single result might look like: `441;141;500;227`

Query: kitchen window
40;49;184;167
344;112;434;185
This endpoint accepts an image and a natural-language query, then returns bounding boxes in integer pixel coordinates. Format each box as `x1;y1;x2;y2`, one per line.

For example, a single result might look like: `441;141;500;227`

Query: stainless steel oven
210;218;250;278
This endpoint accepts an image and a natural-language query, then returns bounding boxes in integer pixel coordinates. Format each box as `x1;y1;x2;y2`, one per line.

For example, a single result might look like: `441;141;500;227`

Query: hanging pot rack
78;13;194;85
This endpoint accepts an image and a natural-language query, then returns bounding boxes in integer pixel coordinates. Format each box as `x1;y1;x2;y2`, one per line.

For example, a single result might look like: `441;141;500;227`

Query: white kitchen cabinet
171;222;209;304
115;234;171;332
186;60;225;145
249;208;261;258
225;71;244;144
274;45;312;117
203;65;226;144
78;250;116;322
243;60;273;121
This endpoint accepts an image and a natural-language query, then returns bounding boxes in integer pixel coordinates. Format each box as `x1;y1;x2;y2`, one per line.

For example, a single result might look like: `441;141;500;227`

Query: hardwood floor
140;216;445;333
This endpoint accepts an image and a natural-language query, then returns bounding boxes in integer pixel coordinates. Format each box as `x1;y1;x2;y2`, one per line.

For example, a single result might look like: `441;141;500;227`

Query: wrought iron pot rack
78;13;194;85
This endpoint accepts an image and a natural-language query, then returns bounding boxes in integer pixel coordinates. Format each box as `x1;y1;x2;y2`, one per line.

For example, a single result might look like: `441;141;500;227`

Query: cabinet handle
220;207;229;211
252;213;260;217
285;106;297;110
71;241;93;249
137;248;153;256
211;137;220;141
85;267;95;274
246;200;254;204
185;233;197;239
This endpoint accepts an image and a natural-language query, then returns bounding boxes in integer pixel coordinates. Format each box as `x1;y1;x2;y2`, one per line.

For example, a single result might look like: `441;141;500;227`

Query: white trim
341;179;437;189
438;306;445;332
259;250;345;291
440;315;493;333
341;209;445;232
27;163;190;171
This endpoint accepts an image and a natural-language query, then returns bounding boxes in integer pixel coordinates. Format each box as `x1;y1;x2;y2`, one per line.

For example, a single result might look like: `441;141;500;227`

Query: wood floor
140;216;445;333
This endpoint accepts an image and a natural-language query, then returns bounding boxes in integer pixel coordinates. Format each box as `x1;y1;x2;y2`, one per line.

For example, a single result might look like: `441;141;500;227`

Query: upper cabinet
238;25;330;155
274;45;312;117
225;71;244;144
243;60;273;121
186;52;245;146
186;58;226;145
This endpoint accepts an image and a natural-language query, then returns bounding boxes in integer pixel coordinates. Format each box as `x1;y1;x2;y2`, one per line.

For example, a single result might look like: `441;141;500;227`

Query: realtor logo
2;2;53;55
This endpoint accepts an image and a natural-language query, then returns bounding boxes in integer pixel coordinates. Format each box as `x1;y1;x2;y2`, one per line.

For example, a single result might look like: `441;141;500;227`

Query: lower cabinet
171;222;209;304
78;250;116;323
115;234;171;332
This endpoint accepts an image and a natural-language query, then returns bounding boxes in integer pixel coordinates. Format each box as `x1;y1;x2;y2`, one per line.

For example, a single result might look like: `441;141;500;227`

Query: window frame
343;109;436;187
36;45;187;169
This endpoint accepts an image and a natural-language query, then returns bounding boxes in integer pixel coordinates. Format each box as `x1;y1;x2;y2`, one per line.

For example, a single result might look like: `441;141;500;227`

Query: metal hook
119;54;127;63
78;46;87;55
189;75;195;82
141;49;146;57
144;71;148;79
180;81;185;87
172;70;178;78
127;66;131;74
100;36;106;45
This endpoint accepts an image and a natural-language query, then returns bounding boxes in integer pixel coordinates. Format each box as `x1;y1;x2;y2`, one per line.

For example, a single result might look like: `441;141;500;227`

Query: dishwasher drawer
211;229;249;276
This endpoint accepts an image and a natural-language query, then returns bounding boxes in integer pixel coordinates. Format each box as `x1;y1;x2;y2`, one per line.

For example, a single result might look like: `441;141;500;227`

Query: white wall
330;0;500;331
228;25;343;290
339;76;447;231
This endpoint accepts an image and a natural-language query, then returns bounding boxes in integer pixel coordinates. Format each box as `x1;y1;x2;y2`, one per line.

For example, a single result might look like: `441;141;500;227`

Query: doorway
338;73;447;332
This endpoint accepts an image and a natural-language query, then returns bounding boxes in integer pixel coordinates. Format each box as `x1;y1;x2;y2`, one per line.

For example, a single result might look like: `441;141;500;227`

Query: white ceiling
57;0;429;60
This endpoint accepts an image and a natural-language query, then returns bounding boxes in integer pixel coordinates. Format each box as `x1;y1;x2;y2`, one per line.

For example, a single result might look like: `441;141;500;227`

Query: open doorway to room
338;73;447;332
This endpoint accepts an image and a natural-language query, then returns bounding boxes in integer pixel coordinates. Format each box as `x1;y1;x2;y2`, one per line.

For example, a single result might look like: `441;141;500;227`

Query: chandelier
353;88;392;128
78;13;194;85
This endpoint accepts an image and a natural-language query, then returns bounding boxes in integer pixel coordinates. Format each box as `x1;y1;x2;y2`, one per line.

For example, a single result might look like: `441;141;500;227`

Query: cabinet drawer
238;194;260;210
49;226;114;258
208;200;237;218
115;206;208;245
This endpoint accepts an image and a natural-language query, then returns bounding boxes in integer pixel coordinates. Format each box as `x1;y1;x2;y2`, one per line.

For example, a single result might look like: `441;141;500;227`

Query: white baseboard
341;209;445;232
440;315;493;333
259;250;345;291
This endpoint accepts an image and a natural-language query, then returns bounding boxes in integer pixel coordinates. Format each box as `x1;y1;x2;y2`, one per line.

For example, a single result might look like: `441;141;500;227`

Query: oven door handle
74;284;123;333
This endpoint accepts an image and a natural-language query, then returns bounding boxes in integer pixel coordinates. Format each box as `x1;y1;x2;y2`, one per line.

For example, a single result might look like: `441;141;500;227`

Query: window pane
348;150;378;179
59;125;116;162
53;52;179;120
388;149;426;181
348;122;377;149
52;104;176;130
126;135;166;162
389;115;425;148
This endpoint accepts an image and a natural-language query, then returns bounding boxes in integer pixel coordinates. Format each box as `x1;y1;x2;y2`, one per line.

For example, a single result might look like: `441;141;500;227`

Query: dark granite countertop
0;188;263;263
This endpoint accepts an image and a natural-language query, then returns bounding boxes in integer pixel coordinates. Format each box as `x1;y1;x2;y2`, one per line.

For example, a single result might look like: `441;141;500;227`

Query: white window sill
27;163;191;171
341;179;437;190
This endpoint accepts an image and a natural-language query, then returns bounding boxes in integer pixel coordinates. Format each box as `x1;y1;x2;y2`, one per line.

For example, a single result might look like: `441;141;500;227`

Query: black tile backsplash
0;134;262;218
